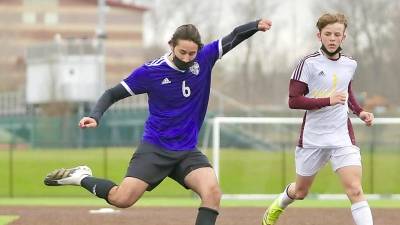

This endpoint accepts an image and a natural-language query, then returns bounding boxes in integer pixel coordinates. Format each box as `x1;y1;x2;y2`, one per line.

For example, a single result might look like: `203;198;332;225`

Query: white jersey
291;50;357;148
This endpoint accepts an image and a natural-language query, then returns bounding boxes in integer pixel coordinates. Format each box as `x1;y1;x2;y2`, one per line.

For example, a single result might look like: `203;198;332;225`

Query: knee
201;185;222;205
108;195;137;208
345;183;363;199
209;185;222;202
293;188;308;200
112;198;136;208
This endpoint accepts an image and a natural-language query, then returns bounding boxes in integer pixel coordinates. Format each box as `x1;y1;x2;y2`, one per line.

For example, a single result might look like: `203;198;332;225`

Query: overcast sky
133;0;319;69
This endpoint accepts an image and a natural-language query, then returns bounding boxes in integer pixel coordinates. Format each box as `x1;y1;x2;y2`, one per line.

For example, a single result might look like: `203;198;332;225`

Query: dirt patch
0;206;398;225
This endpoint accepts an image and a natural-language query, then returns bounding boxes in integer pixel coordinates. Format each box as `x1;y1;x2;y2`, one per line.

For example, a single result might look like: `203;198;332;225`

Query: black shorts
125;141;212;191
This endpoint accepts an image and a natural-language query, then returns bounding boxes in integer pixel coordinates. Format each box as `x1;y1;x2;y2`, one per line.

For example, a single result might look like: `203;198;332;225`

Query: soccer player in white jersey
43;19;272;225
262;13;374;225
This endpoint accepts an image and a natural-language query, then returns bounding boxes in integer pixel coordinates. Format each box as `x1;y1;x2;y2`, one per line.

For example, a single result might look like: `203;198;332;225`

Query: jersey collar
318;49;341;61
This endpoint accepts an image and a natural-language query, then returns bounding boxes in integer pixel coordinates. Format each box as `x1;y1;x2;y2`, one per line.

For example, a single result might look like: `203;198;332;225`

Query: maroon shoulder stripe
294;52;320;80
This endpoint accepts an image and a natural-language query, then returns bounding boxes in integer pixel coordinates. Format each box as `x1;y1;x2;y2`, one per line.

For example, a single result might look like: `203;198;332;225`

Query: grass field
1;197;400;208
0;148;400;197
0;216;18;225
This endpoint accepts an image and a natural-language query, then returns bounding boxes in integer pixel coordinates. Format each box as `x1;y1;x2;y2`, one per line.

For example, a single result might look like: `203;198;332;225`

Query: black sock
80;177;117;201
195;207;219;225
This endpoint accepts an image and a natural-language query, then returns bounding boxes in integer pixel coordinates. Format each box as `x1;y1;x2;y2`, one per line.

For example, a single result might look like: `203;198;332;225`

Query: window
22;0;59;25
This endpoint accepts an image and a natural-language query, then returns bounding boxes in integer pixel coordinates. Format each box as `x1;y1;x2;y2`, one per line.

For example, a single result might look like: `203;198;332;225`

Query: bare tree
385;1;400;106
215;0;281;106
313;0;400;110
145;0;223;49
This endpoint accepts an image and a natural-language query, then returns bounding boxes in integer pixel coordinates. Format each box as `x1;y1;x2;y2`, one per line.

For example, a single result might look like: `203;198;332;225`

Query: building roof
88;0;149;11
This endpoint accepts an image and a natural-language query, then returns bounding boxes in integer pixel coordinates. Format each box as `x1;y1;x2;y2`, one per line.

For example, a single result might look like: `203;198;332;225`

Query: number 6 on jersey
182;81;191;97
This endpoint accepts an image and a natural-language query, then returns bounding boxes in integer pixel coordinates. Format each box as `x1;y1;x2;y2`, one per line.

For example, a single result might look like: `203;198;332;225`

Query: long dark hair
168;24;203;50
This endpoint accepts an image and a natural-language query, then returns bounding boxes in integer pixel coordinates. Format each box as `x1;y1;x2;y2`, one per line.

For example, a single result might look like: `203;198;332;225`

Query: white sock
278;184;295;208
351;201;373;225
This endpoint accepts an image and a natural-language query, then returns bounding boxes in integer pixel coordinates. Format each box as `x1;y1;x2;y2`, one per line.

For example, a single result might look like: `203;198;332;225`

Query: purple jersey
121;40;222;151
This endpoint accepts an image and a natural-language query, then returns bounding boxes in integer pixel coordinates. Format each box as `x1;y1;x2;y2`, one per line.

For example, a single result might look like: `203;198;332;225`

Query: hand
359;111;374;127
79;117;98;128
329;92;347;105
258;19;272;31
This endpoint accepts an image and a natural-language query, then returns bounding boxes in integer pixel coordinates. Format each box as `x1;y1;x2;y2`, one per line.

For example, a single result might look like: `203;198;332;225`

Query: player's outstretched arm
79;83;130;128
221;18;272;56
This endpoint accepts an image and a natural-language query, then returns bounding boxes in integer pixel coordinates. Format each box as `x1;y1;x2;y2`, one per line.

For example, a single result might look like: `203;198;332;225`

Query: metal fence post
8;128;15;198
369;125;376;194
281;125;287;190
103;144;108;179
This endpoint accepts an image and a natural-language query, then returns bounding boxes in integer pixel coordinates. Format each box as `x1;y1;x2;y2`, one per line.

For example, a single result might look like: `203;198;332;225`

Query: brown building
0;0;148;92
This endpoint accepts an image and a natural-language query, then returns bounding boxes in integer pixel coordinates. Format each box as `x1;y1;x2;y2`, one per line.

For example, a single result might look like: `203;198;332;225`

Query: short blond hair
316;13;348;31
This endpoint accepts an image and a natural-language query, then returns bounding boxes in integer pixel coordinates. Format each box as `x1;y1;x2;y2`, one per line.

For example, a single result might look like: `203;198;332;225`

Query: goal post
212;117;303;179
211;117;400;200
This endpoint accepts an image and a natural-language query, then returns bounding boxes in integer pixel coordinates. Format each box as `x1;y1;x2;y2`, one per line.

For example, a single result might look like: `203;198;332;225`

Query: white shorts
295;145;362;177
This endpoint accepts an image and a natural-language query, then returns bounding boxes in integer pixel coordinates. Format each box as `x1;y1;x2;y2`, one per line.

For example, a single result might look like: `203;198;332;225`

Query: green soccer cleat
262;198;284;225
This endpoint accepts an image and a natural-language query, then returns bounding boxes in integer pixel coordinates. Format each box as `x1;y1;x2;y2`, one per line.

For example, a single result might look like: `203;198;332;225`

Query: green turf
0;216;19;225
0;197;400;208
0;148;400;197
210;148;400;194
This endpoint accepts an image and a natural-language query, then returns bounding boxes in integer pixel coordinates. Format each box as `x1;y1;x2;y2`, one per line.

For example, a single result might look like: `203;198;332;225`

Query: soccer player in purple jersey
44;19;272;225
261;13;374;225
